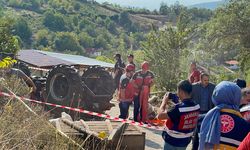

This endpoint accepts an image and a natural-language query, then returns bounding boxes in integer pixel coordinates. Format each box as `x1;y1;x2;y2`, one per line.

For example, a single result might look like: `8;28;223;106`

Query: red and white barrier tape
29;67;49;72
0;91;165;131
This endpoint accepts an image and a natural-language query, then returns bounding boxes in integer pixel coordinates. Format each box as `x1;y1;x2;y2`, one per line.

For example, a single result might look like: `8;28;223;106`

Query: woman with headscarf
199;81;250;150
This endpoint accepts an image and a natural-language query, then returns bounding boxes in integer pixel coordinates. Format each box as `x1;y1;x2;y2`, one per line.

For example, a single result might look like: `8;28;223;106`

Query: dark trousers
192;114;206;150
133;95;140;122
119;101;132;119
114;74;122;90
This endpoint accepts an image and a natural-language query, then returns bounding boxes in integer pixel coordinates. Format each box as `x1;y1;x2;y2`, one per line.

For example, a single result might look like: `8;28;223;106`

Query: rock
61;112;73;121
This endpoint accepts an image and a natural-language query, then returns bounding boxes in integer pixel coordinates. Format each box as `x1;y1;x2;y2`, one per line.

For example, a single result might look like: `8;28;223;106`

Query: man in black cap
234;78;247;89
114;53;125;90
127;54;136;72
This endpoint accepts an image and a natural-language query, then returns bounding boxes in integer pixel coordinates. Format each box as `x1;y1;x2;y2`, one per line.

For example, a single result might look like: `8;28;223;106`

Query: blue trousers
133;95;140;122
119;101;132;119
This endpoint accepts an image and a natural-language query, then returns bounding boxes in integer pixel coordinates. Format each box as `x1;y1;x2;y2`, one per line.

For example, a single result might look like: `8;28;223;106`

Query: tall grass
0;75;81;149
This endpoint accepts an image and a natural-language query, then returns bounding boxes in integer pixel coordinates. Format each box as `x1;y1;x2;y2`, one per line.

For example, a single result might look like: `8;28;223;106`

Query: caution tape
28;66;49;72
0;91;165;131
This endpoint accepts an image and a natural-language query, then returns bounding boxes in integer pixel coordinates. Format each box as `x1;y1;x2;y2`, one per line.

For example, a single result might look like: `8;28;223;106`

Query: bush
0;18;20;54
78;32;94;48
12;17;32;43
54;32;83;53
74;2;81;11
35;29;49;47
43;11;67;31
8;0;41;11
96;56;114;64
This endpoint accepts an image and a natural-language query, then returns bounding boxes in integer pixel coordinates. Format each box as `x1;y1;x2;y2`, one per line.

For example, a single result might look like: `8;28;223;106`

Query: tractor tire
45;65;82;117
13;61;31;77
81;66;115;112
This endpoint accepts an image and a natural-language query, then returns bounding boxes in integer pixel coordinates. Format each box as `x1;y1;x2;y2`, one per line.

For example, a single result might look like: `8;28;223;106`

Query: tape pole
0;91;165;131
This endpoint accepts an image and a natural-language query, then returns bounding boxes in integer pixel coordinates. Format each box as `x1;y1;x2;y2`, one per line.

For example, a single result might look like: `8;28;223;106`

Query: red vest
132;70;154;94
118;74;134;101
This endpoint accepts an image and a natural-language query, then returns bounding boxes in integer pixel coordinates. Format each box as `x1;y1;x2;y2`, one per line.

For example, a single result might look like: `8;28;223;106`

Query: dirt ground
106;100;192;150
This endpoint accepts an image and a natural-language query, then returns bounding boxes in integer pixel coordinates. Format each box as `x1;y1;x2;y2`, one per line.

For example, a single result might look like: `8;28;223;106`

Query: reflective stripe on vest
164;127;194;139
220;137;241;146
179;104;200;112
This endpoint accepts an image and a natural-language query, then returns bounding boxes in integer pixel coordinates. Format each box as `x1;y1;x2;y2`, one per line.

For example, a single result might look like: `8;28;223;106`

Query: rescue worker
127;54;135;71
199;81;250;150
132;61;154;123
118;64;135;119
240;87;250;122
114;53;125;90
157;80;200;150
238;132;250;150
189;62;201;84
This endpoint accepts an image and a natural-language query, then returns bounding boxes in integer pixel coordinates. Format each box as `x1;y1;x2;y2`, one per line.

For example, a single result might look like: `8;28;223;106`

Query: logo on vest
221;115;235;133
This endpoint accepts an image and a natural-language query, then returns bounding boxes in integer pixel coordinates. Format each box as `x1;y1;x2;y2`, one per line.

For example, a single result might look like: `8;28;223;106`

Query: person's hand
163;92;170;102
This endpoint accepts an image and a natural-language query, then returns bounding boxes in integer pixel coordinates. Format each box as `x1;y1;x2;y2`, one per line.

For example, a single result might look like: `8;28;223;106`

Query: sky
95;0;221;10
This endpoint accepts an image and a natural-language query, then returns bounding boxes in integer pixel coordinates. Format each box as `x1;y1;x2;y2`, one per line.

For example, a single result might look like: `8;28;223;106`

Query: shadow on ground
146;139;163;149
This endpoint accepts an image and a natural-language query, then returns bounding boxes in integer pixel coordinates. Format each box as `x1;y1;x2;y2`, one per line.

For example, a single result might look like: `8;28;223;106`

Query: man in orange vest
132;61;154;123
118;64;135;119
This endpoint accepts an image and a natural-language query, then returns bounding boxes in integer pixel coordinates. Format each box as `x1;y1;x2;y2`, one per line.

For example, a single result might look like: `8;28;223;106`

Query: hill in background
190;0;226;10
0;0;213;58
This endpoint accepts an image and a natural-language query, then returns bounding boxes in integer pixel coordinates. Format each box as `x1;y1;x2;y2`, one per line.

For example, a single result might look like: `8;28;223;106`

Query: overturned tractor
46;65;115;114
22;64;116;119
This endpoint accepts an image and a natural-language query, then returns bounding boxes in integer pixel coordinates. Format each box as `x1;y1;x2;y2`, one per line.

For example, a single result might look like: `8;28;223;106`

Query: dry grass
0;75;81;150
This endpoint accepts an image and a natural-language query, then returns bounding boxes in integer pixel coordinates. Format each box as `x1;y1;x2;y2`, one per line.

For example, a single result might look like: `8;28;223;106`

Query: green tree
0;18;20;68
35;29;49;47
0;4;3;17
72;16;78;26
201;0;250;72
119;11;132;29
104;18;117;34
84;25;97;37
54;32;83;53
143;12;194;90
95;35;108;49
12;17;32;44
43;11;67;31
78;32;94;48
159;2;170;15
73;2;81;11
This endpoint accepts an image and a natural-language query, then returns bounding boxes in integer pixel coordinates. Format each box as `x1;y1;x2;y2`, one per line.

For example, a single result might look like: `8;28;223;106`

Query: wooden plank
79;119;90;131
62;118;102;140
108;122;127;141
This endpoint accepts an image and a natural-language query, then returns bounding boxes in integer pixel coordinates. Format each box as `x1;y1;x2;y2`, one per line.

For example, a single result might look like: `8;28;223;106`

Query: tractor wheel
81;66;115;112
13;61;31;77
45;65;82;117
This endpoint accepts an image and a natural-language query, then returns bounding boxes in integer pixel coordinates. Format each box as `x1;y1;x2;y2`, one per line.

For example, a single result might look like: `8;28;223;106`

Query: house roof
17;50;114;68
225;60;239;65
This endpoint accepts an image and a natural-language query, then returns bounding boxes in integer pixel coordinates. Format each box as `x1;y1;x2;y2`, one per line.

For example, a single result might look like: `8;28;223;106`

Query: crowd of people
114;53;154;123
114;55;250;150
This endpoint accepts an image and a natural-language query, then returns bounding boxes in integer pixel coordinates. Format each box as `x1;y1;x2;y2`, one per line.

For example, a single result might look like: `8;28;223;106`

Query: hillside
0;0;213;59
190;0;226;10
0;0;171;57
